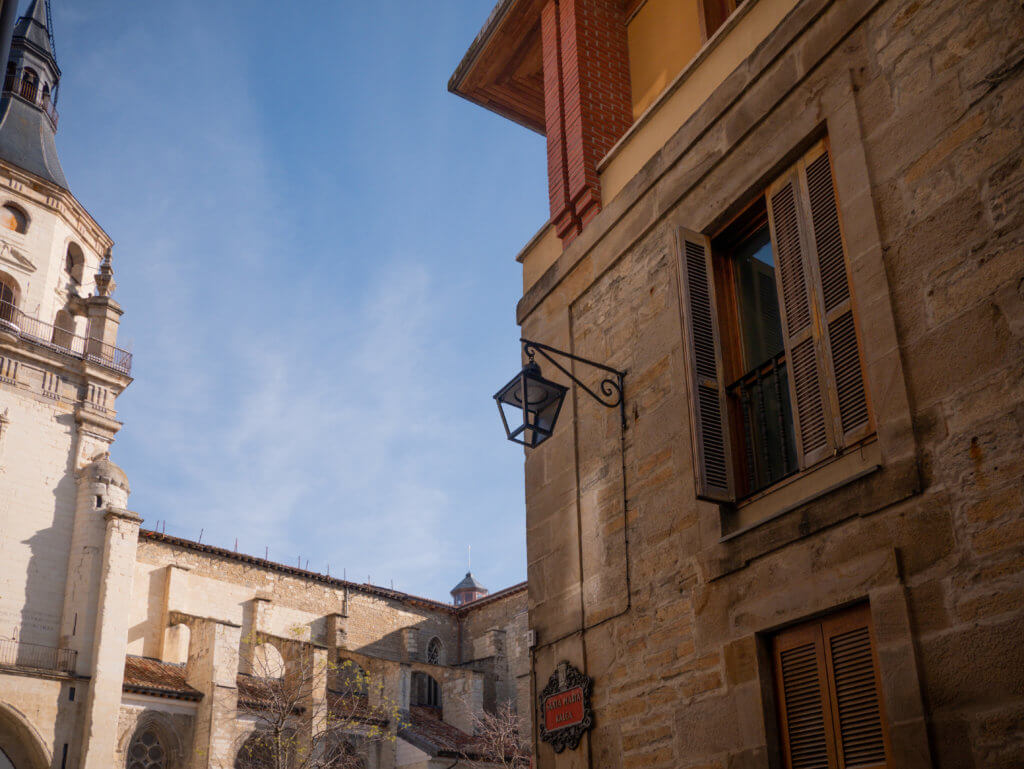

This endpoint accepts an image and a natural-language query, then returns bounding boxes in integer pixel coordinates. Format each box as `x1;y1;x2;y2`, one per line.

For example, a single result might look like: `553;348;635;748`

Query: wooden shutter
799;144;873;445
676;228;733;501
821;605;890;769
766;141;872;467
773;604;891;769
766;174;831;468
773;623;837;769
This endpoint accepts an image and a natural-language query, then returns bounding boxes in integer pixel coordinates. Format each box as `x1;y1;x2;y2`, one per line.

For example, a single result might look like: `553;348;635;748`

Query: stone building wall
131;537;462;663
509;0;1024;768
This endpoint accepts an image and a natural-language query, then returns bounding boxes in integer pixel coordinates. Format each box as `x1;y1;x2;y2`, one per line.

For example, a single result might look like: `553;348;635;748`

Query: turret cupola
0;0;67;188
450;572;488;606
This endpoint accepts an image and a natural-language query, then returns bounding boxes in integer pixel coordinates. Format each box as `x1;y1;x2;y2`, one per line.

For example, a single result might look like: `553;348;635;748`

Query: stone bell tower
0;2;139;766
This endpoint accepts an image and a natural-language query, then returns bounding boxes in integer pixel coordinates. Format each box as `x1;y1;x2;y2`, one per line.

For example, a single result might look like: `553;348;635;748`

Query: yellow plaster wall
520;222;562;293
627;0;704;120
602;0;800;204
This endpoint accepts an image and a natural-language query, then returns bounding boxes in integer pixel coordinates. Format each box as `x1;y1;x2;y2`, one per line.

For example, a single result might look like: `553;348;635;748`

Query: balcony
2;73;59;129
0;299;132;375
0;637;77;675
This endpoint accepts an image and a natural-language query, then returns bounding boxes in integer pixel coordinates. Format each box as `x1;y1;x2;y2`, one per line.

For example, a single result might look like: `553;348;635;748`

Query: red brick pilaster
541;0;632;246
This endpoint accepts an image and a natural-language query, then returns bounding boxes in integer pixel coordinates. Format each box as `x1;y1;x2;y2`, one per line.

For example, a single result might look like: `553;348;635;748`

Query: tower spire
0;0;67;188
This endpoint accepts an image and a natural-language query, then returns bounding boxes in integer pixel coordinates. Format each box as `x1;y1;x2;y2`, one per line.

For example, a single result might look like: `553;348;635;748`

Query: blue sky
51;0;546;601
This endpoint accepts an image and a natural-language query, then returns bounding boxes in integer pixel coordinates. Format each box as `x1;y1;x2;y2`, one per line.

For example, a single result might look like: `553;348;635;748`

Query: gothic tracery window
127;728;166;769
426;637;442;665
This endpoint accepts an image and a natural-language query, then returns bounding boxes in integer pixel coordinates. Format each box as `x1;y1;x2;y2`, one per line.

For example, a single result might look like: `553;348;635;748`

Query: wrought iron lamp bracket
521;338;627;429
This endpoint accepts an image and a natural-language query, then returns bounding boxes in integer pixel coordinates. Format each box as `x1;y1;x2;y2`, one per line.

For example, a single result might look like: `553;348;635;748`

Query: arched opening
410;671;441;711
3;63;15;92
0;204;27;234
251;642;285;679
51;309;74;349
19;68;37;102
234;729;296;769
126;726;167;769
40;84;49;104
335;657;369;699
65;242;85;284
426;637;443;666
0;701;50;769
0;272;19;326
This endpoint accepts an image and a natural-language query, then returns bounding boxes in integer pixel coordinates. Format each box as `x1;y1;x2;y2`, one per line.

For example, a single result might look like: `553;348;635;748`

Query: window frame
679;138;876;514
770;603;893;769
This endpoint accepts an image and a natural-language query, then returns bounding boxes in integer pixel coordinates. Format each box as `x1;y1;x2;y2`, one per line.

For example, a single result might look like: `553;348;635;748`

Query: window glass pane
733;226;784;369
724;220;796;496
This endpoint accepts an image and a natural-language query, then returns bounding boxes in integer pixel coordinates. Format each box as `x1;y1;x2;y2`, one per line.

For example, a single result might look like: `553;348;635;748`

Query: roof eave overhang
448;0;546;135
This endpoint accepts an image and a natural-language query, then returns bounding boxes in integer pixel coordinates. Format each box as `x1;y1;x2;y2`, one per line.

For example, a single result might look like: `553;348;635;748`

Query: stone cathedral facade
0;4;529;769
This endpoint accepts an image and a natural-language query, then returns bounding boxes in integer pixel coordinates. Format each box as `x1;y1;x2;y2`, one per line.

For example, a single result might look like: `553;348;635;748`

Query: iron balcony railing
726;351;797;498
0;637;77;674
2;73;59;129
0;298;132;375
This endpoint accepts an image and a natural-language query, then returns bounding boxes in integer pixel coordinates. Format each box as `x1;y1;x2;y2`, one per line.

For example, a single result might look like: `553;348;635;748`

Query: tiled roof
399;706;486;759
123;656;202;702
327;691;387;726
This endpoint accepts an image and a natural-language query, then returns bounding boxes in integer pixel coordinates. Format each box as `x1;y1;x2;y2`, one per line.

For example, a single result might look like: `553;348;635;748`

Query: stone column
186;617;241;769
78;507;143;769
84;295;123;361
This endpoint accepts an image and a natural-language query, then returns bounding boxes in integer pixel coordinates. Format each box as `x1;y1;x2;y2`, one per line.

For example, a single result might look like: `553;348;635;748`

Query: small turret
450;572;488;607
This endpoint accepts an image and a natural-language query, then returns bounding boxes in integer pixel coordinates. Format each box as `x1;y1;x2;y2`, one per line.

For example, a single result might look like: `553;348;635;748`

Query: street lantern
494;360;568;448
495;339;627;449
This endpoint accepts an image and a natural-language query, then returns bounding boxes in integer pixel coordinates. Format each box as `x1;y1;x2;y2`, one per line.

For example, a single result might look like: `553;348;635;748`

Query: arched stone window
426;637;442;665
0;273;19;325
0;204;27;234
235;730;296;769
51;309;74;349
65;242;85;284
127;727;166;769
410;671;441;710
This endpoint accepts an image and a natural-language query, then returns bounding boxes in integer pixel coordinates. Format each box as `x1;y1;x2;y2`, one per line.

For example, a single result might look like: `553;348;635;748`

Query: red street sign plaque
538;661;593;753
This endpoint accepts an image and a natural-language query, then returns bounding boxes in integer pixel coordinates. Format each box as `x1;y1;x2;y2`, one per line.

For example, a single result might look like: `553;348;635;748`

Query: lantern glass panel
494;363;567;447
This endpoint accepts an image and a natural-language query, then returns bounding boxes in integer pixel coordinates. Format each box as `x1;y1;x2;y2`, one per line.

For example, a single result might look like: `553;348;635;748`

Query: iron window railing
0;637;77;674
0;298;132;375
2;73;58;128
726;351;797;497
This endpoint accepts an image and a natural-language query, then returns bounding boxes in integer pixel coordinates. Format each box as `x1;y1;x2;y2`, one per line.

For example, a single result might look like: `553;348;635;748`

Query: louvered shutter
821;605;890;769
773;624;837;769
798;145;873;445
766;174;832;468
676;228;733;501
773;604;891;769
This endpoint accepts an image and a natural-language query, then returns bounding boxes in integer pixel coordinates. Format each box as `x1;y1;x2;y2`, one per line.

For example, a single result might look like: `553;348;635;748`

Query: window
0;204;27;234
410;671;441;709
0;275;17;325
426;637;442;665
18;68;37;102
127;728;166;769
771;603;891;768
679;139;872;503
65;243;85;284
700;0;744;39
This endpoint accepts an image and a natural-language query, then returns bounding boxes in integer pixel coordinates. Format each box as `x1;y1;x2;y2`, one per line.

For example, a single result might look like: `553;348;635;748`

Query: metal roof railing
0;298;132;375
0;637;77;674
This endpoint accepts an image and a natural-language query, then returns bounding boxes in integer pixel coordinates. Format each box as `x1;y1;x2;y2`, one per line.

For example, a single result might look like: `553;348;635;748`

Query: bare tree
231;634;406;769
461;701;530;769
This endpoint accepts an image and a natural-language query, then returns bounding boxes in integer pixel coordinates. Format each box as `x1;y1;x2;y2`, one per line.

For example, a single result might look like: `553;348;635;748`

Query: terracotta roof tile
399;706;485;758
123;656;202;701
